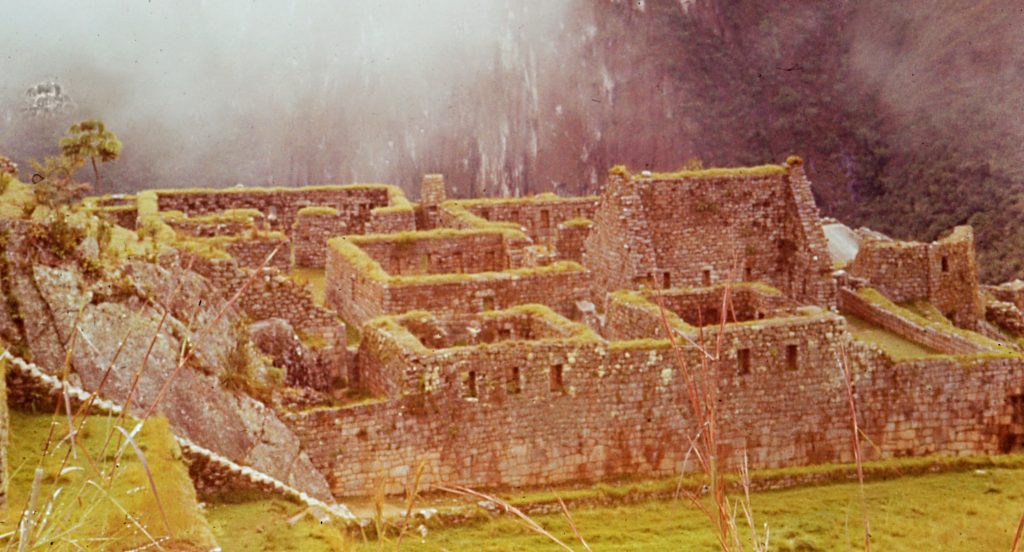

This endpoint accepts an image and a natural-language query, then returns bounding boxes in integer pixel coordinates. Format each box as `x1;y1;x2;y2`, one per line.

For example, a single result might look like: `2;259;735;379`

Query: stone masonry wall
837;288;989;354
453;195;599;246
153;185;403;233
283;310;855;496
554;220;592;263
365;207;417;234
584;162;835;309
283;304;1024;497
354;233;509;275
175;252;343;340
988;281;1024;311
325;246;589;327
291;209;350;268
221;234;292;271
847;226;981;328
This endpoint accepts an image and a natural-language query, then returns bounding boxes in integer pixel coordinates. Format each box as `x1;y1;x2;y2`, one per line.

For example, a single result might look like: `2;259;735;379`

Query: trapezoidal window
941;255;949;273
702;268;712;286
465;371;478;399
786;344;799;371
550;364;565;394
507;366;522;395
737;348;751;375
662;272;672;289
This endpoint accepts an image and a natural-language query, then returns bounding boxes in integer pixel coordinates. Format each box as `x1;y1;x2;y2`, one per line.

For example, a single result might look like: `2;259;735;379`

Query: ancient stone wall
283;302;1024;497
326;237;588;327
90;205;138;230
656;284;792;326
847;226;981;327
291;208;350;268
855;355;1024;458
584;161;835;309
163;209;264;238
837;288;993;355
152;184;411;234
553;219;592;263
445;195;599;246
985;298;1024;338
176;252;343;340
988;281;1024;311
283;307;856;496
354;232;509;275
603;284;797;339
220;233;291;271
365;206;417;235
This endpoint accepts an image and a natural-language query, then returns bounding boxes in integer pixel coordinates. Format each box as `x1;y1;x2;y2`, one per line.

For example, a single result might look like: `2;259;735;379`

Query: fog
0;0;580;195
3;0;1023;208
848;0;1024;177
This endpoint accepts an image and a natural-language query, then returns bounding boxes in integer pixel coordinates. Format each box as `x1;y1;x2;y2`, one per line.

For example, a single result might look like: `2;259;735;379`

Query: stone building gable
584;160;836;309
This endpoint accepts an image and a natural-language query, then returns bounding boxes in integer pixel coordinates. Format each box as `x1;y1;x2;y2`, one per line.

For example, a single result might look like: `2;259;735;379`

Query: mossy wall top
151;184;409;233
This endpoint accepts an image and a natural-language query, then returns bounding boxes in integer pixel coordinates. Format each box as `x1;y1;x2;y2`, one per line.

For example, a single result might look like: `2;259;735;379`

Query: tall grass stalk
838;345;871;551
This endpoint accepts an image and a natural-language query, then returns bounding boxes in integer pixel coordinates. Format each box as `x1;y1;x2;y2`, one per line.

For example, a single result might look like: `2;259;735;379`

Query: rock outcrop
0;227;333;500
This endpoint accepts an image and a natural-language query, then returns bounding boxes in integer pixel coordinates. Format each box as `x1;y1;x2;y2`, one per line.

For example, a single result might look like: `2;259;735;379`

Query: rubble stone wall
837;288;989;354
152;185;408;234
847;226;981;327
449;195;599;245
178;253;342;340
282;305;1024;497
553;219;592;263
584;162;835;309
325;236;589;326
221;234;292;271
354;232;509;275
291;209;350;268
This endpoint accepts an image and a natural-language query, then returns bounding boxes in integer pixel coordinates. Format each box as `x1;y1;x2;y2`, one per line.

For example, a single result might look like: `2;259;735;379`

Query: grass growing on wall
647;164;787;181
843;314;941;360
857;288;1008;352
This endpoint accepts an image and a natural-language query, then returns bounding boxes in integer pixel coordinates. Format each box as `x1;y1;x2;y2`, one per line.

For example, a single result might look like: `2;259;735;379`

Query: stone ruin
7;155;1024;503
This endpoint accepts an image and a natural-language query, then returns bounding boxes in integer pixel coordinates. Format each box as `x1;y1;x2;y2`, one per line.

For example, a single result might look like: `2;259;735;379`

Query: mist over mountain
2;0;1022;280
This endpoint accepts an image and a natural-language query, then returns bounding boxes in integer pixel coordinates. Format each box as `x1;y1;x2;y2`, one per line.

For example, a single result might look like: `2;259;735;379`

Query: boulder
16;260;333;501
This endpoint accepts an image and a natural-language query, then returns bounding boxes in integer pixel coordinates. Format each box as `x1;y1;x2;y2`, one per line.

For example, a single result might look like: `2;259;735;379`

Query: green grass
347;465;1024;551
843;314;940;360
2;410;217;550
647;163;787;180
205;492;348;551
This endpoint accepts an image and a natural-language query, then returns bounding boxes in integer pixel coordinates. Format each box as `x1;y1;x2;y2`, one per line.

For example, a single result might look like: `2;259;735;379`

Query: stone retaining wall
837;287;991;354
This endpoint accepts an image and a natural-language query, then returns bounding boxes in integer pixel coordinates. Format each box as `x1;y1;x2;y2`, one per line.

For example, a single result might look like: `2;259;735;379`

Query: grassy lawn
205;492;347;551
200;459;1024;551
354;467;1024;551
843;314;940;360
